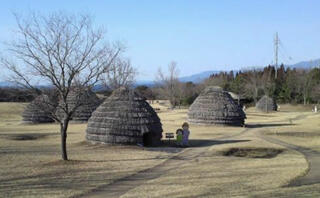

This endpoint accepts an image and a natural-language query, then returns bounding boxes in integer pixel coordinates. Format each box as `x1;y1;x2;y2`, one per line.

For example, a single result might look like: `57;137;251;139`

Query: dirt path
79;113;320;197
255;113;320;187
258;132;320;187
78;128;250;198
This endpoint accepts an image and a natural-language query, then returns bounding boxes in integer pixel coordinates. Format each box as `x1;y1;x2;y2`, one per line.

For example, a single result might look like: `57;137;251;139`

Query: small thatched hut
256;95;277;112
22;94;56;123
86;87;163;146
188;86;246;126
56;88;101;122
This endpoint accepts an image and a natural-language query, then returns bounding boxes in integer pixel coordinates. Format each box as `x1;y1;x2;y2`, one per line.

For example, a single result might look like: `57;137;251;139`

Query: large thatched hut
188;86;246;126
86;87;163;146
256;95;277;112
56;88;101;122
22;94;56;123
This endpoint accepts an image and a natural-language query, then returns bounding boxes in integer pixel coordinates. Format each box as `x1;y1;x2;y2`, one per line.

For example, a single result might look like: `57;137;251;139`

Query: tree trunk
304;95;307;106
60;117;70;160
254;88;258;104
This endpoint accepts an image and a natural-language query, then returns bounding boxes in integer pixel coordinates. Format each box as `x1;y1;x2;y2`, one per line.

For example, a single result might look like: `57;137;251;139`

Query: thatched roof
86;87;163;146
22;94;56;123
188;86;246;126
56;88;101;122
256;95;277;112
228;92;245;100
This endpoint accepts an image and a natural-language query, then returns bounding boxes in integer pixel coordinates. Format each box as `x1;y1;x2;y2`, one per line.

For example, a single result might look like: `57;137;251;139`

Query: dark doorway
143;132;161;147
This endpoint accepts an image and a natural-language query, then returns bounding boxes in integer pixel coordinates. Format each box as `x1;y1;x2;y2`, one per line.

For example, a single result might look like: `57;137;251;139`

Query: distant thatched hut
188;86;246;126
256;95;277;112
86;87;163;146
22;94;56;123
56;88;101;122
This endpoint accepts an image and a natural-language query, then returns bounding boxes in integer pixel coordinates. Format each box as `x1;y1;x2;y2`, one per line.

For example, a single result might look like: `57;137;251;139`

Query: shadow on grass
0;167;123;197
43;157;171;164
246;113;277;117
161;139;250;148
78;138;251;154
0;132;58;141
245;123;295;128
62;139;251;163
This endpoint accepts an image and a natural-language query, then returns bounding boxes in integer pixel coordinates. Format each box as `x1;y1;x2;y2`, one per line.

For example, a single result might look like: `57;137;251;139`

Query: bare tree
103;57;137;90
311;84;320;104
243;69;264;104
296;69;314;105
155;61;181;108
230;73;246;105
1;12;122;160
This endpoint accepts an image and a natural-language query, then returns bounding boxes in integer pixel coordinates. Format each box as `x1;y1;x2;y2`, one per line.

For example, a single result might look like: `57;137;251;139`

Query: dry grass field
1;101;320;197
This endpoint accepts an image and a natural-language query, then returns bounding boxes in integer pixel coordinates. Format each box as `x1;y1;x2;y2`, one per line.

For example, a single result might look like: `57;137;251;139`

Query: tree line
206;65;320;105
135;64;320;108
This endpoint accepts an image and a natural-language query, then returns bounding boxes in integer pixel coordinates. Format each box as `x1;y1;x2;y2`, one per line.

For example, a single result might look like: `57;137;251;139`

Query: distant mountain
134;80;156;87
0;81;17;87
0;81;52;88
179;70;219;83
135;70;220;86
286;58;320;69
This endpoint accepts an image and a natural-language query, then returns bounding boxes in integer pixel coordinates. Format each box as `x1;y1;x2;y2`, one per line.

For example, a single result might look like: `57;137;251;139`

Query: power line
279;39;293;63
274;32;279;78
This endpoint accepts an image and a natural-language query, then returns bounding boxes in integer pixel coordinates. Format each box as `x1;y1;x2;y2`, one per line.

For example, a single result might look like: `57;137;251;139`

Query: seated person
176;128;183;146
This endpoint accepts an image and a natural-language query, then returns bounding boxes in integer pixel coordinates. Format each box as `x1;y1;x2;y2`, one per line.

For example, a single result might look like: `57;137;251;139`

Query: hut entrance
143;132;161;147
143;132;153;147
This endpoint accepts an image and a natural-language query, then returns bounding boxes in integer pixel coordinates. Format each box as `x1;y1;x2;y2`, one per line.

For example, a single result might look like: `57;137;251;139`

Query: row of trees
0;88;34;102
206;65;320;105
147;63;320;108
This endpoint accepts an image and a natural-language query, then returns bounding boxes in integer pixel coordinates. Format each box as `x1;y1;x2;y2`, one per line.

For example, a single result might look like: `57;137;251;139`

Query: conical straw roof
86;87;163;145
188;86;246;126
22;94;56;123
56;88;101;122
256;95;277;112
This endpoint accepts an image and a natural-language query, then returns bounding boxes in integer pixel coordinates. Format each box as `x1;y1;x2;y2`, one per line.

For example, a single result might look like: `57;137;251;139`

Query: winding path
78;128;250;198
258;130;320;187
79;113;320;197
252;112;320;187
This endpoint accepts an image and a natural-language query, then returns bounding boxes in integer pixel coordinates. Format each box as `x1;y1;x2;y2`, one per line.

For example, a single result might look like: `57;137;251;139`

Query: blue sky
0;0;320;80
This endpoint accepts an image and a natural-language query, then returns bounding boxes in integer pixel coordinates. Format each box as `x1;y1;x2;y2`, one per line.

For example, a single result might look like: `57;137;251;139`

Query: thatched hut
56;88;101;122
22;94;56;123
188;86;246;126
86;87;163;146
256;95;277;112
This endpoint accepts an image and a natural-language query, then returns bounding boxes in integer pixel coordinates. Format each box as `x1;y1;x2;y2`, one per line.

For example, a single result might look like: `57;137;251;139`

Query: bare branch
103;57;137;90
154;61;181;108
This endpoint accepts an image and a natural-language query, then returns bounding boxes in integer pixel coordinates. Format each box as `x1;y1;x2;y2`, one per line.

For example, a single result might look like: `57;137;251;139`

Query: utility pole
274;32;279;79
